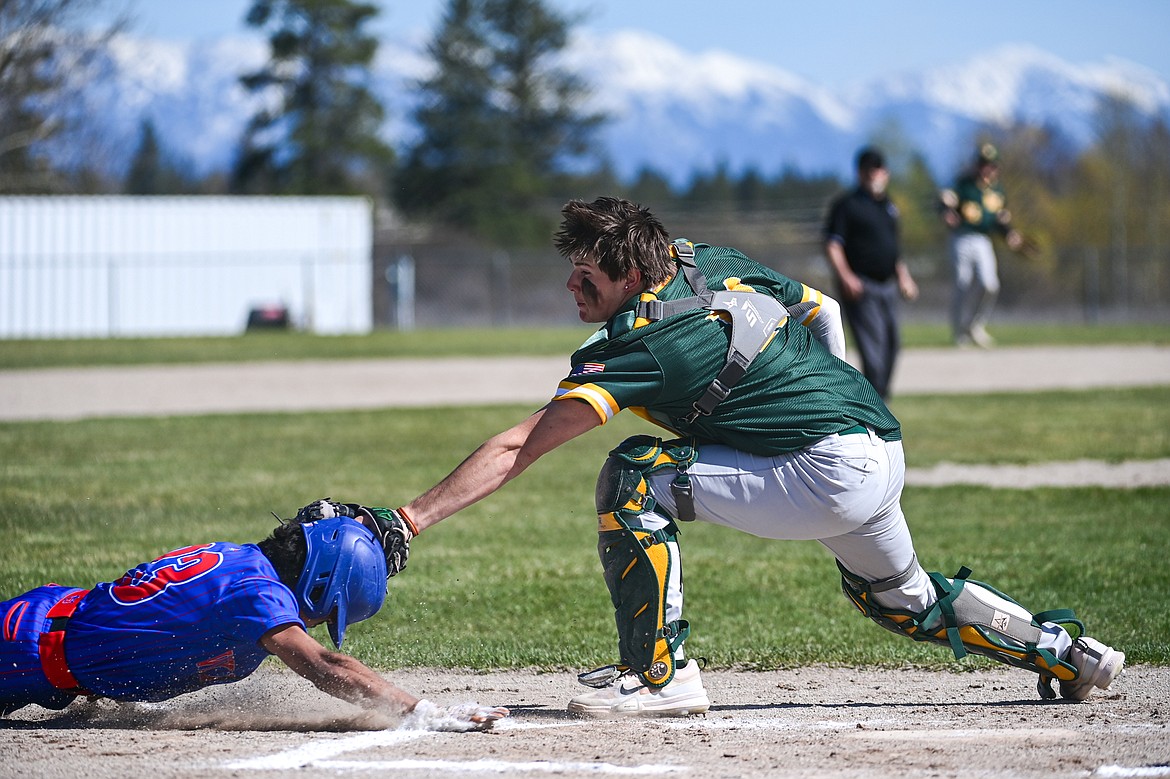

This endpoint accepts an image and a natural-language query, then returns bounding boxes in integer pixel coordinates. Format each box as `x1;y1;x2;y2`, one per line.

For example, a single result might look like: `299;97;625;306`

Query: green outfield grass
892;387;1170;464
1;387;1166;672
1;321;1168;369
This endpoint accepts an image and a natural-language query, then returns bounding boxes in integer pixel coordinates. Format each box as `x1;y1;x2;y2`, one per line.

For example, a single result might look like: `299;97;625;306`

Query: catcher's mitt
291;498;414;578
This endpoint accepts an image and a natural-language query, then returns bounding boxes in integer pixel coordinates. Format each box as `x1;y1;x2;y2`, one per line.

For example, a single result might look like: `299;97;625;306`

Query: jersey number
111;544;224;605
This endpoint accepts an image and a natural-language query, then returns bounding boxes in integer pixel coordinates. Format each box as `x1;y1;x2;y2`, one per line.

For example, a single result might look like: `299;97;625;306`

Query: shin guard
594;436;695;688
839;561;1084;694
597;516;688;688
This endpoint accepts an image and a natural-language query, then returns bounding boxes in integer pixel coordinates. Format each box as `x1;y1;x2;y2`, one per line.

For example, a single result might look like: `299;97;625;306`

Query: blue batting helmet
296;517;387;648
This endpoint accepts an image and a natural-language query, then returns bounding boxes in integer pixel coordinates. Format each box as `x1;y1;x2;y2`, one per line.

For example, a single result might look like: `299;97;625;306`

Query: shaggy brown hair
256;521;307;590
553;197;675;285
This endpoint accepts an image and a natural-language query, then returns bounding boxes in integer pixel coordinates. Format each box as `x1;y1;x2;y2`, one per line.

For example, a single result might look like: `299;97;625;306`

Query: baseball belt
38;587;91;695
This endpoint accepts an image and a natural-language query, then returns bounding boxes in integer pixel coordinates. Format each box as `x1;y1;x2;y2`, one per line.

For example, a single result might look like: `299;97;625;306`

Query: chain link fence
373;220;1170;330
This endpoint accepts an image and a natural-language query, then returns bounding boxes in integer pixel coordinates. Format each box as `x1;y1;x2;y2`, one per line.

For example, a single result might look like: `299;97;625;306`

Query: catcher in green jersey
379;196;1123;716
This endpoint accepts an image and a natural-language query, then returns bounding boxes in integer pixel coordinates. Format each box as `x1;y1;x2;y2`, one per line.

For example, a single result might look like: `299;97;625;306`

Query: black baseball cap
856;147;886;171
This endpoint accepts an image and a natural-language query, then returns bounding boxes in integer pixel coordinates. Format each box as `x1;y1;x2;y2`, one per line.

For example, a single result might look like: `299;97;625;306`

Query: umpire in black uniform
823;147;918;399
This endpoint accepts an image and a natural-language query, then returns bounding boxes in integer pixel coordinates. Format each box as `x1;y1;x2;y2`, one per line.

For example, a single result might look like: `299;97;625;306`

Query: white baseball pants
638;429;1071;659
950;232;1000;338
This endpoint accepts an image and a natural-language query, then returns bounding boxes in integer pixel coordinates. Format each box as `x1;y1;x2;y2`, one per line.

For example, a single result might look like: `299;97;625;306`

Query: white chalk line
223;720;685;774
222;717;815;771
318;758;686;774
224;729;432;770
1095;768;1170;778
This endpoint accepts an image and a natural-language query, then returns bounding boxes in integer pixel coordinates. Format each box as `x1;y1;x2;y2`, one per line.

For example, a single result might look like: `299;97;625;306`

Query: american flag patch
571;362;605;376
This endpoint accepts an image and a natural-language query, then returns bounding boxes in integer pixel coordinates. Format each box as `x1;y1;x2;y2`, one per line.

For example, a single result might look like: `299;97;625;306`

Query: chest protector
638;241;818;425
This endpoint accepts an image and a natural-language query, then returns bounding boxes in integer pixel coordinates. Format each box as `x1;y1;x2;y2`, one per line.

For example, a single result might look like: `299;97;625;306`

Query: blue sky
108;0;1170;87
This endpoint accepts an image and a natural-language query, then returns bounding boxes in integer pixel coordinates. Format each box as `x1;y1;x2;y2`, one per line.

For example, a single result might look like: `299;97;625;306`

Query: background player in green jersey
940;143;1025;348
376;196;1123;717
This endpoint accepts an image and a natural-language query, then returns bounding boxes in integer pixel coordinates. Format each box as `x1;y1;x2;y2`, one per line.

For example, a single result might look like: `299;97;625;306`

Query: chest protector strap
638;240;817;424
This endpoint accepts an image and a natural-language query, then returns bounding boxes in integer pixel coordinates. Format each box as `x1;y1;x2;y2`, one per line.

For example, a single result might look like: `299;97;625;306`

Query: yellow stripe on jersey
554;381;620;423
721;276;754;292
800;284;824;325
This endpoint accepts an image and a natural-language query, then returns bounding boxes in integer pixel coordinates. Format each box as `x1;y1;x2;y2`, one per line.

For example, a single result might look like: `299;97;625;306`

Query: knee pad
596;435;699;523
838;561;1083;687
594;436;697;687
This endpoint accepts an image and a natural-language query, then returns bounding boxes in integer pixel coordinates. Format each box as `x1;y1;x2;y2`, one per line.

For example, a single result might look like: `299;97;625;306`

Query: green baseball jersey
951;173;1010;236
554;243;901;455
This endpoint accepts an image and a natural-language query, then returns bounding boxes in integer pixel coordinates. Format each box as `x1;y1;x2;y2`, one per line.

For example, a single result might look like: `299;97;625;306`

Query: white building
0;196;373;338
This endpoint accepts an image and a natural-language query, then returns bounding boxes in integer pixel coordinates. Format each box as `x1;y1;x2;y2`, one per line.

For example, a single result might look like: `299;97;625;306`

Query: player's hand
938;189;961;227
450;702;510;730
292;498;357;524
402;699;510;732
899;275;919;302
837;270;864;302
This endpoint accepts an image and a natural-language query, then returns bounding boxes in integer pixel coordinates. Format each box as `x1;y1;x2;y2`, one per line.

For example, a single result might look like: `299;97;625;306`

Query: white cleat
969;325;996;349
567;659;711;717
1060;637;1125;702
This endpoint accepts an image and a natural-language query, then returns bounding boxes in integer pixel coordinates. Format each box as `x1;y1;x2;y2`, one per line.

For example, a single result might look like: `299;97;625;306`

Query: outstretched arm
404;399;601;533
262;622;420;714
261;623;508;728
289;400;600;577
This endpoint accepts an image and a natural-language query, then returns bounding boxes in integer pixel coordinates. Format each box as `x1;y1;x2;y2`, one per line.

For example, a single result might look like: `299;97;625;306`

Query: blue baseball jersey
59;542;302;701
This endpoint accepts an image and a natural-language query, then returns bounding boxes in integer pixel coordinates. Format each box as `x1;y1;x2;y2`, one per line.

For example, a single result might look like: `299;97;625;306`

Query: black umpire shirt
823;187;900;281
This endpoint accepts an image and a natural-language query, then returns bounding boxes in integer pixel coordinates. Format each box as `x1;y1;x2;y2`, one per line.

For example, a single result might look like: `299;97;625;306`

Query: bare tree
0;0;125;193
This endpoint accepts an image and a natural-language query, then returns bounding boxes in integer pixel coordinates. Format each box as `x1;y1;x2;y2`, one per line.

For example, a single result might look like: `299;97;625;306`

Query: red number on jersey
110;544;224;605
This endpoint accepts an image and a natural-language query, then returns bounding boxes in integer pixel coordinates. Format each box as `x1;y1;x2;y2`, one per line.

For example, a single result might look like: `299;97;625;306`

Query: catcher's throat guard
838;561;1083;698
594;436;697;688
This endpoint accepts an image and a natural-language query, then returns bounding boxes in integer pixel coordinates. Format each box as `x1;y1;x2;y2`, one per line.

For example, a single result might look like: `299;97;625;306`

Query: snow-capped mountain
81;29;1170;186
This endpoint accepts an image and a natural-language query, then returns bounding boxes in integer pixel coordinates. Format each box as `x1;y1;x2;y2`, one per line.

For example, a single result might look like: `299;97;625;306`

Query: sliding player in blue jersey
0;511;506;730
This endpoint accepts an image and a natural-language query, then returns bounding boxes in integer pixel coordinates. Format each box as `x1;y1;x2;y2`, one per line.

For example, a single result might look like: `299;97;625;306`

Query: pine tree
395;0;604;244
395;0;499;221
124;117;199;195
232;0;393;196
124;118;163;194
625;167;674;207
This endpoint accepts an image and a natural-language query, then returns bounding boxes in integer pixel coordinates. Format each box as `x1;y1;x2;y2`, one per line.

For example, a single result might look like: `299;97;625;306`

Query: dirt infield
2;664;1166;778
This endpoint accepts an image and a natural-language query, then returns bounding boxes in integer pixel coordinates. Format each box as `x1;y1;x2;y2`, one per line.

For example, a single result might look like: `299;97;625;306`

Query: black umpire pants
840;277;901;400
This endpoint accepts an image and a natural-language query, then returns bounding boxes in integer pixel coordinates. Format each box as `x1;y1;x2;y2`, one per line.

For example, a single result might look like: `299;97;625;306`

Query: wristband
396;506;420;536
